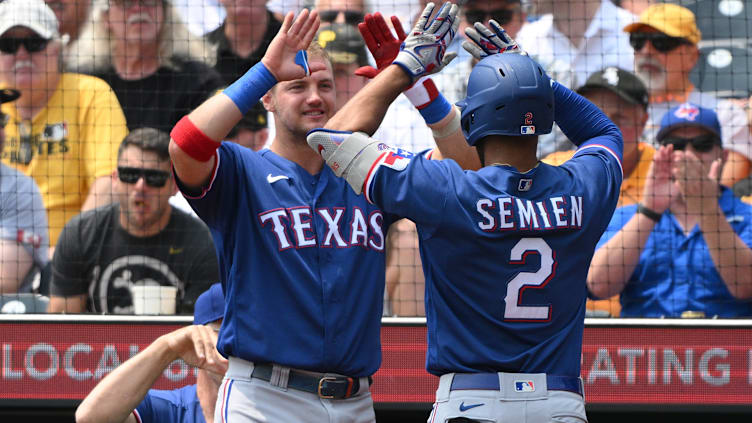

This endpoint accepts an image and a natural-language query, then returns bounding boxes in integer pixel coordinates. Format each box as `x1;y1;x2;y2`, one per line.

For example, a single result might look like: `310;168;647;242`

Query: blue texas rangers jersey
181;143;396;377
134;385;204;423
365;83;623;378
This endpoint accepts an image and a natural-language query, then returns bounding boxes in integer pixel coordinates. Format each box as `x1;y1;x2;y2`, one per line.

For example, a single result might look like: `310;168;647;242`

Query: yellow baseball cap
623;3;701;45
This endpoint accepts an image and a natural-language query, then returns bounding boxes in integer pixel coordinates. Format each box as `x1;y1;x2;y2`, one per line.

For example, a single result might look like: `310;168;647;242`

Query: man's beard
635;58;668;93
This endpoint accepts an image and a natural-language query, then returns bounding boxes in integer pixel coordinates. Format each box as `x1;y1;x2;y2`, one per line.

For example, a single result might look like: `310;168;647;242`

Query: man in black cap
543;67;651;316
226;101;269;152
0;88;48;295
315;23;370;111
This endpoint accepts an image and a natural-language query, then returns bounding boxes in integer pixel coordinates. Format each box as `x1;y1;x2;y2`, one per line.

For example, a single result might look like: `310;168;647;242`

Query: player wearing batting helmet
309;14;623;423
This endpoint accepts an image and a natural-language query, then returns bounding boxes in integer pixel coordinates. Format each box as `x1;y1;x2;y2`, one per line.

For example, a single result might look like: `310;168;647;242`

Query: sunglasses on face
629;32;691;53
0;37;50;55
464;8;517;26
319;10;365;25
118;166;171;188
660;135;720;153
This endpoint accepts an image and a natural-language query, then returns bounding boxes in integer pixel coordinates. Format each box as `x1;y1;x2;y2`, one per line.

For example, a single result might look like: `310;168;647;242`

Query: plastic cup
130;285;177;315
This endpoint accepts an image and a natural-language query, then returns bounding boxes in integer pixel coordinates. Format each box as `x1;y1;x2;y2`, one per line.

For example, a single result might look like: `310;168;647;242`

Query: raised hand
356;13;408;78
393;2;460;81
261;9;324;82
672;150;722;215
642;144;677;214
462;19;524;60
164;325;228;376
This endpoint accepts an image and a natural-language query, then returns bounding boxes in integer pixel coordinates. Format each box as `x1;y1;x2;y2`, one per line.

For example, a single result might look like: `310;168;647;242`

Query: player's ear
262;91;275;113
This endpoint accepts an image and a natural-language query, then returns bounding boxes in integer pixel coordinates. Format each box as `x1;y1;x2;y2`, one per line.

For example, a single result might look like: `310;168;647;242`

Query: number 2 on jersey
504;238;555;321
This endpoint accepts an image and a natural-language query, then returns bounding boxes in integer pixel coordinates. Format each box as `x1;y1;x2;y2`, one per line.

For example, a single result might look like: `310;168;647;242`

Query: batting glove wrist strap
307;129;384;195
171;116;221;162
404;78;451;124
223;62;277;114
393;2;460;82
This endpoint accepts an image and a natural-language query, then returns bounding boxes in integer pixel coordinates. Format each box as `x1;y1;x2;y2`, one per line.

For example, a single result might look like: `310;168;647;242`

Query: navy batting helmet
457;54;554;146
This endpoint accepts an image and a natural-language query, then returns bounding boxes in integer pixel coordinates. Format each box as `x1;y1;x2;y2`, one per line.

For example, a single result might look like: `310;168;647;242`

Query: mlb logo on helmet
514;380;535;392
674;103;700;121
521;126;536;135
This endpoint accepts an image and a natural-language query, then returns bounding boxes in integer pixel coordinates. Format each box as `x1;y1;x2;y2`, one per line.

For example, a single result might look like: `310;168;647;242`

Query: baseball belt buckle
317;376;353;399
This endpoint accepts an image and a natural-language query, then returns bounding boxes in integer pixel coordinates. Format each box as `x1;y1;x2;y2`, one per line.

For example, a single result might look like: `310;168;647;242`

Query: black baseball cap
315;23;369;67
576;67;649;109
0;88;20;104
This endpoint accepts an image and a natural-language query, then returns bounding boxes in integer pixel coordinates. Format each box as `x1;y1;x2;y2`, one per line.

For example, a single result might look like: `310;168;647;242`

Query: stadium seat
677;0;752;41
691;44;752;98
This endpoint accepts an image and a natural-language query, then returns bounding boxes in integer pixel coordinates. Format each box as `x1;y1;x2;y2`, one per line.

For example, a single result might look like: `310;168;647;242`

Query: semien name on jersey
476;195;584;231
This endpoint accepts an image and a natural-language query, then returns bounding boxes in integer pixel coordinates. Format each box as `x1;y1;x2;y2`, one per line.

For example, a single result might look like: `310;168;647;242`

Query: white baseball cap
0;0;60;40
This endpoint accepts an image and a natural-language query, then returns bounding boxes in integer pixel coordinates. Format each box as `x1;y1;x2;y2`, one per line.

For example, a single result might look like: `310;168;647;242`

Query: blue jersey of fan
181;143;396;377
365;83;623;377
134;385;204;423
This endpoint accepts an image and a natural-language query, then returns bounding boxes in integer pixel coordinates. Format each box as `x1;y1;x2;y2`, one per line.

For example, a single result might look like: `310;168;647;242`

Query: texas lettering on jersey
476;195;584;231
258;206;385;251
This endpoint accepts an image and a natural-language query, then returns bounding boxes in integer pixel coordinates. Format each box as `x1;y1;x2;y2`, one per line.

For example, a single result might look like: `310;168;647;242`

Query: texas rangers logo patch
515;380;535;392
674;103;700;121
380;148;414;171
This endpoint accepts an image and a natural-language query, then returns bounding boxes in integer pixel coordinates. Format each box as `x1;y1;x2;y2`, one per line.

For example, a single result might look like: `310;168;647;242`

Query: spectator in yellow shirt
0;0;128;246
543;67;652;316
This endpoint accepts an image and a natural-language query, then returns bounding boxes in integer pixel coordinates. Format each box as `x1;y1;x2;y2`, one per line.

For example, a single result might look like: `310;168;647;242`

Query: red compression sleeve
171;116;221;162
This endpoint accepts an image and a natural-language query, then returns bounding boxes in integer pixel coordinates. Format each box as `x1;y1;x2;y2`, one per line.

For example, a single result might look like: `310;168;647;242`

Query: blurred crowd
1;0;752;319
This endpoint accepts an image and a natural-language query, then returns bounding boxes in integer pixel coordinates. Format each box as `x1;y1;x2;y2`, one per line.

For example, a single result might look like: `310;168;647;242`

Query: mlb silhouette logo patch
515;381;535;392
520;125;536;135
518;178;533;191
674;103;700;121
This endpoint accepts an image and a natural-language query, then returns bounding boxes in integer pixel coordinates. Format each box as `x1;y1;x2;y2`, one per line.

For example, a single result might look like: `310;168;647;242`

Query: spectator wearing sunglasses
72;0;223;133
0;0;128;248
589;103;752;318
515;0;635;158
0;88;49;295
624;3;752;189
48;128;219;314
206;0;283;85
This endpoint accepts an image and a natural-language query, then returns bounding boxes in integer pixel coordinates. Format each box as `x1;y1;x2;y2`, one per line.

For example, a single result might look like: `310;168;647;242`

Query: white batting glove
462;19;526;60
393;2;460;82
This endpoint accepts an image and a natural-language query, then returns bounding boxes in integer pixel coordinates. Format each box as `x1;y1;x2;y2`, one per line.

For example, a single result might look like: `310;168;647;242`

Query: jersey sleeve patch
364;147;414;205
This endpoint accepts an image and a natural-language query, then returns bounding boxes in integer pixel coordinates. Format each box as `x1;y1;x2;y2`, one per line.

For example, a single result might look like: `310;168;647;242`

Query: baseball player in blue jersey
308;18;624;423
76;283;228;423
167;5;459;422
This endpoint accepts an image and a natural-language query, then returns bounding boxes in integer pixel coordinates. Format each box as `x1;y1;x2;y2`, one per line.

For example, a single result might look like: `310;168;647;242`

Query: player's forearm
324;65;410;135
587;214;656;298
700;209;752;299
429;107;481;170
75;336;178;423
169;94;239;189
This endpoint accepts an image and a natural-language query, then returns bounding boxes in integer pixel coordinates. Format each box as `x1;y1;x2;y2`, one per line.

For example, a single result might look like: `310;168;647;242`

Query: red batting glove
355;13;407;78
